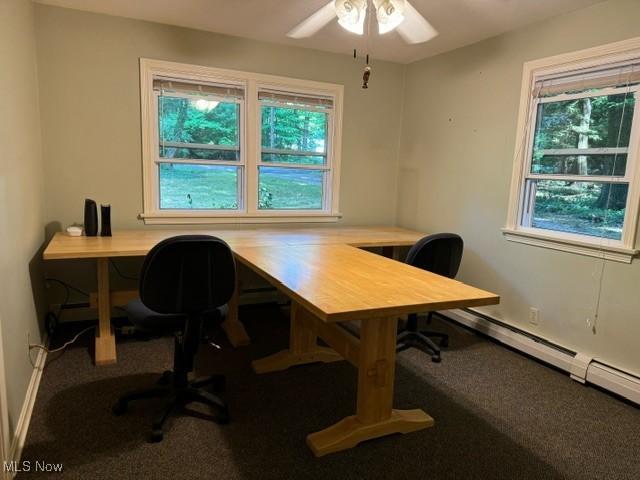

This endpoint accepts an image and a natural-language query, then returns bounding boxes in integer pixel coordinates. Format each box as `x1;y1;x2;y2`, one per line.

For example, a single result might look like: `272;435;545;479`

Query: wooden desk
42;226;425;365
233;244;499;456
42;226;424;260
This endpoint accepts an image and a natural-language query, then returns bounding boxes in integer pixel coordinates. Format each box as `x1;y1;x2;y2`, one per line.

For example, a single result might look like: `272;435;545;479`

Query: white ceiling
35;0;606;64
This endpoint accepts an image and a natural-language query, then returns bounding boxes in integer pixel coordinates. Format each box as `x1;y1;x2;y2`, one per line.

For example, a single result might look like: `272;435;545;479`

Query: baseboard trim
442;309;640;405
7;335;48;476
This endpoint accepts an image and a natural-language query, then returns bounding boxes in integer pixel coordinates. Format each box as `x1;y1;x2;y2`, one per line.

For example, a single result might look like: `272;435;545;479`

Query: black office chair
397;233;463;363
112;235;236;442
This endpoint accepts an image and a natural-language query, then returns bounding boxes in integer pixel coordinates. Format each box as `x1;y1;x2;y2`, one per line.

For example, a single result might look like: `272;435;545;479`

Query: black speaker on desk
101;204;112;237
84;199;98;236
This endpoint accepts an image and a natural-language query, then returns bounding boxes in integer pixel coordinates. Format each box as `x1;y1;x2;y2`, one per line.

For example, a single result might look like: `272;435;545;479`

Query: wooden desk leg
221;277;250;347
94;258;116;366
306;316;434;457
252;303;343;374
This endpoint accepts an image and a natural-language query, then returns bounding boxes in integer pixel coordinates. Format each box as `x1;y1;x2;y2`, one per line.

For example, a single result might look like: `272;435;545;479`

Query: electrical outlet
529;307;540;326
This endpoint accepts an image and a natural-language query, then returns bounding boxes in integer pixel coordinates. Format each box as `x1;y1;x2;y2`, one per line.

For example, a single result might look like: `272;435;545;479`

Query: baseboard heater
441;308;640;406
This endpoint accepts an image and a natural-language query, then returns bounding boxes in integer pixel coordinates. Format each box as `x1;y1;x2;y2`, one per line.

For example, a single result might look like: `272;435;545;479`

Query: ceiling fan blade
287;1;336;39
396;1;438;44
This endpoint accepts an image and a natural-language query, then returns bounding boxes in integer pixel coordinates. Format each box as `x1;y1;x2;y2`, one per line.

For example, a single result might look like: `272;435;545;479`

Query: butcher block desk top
42;226;426;260
234;243;500;322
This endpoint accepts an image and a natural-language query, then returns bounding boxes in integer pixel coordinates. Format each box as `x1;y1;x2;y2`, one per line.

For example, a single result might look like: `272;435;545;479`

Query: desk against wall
42;225;499;456
43;226;426;363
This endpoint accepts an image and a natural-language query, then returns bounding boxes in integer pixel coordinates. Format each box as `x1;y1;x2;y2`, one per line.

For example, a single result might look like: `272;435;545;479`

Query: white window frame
254;85;335;214
139;58;343;224
503;38;640;263
155;88;246;211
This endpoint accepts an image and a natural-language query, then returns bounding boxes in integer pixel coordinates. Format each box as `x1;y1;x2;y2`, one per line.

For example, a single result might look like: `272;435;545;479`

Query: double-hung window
258;90;333;210
140;59;343;224
156;79;244;210
505;42;640;263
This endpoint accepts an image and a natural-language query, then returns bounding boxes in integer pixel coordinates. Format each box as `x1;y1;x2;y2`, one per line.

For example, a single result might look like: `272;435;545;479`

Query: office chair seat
126;298;187;332
126;298;227;333
112;235;236;443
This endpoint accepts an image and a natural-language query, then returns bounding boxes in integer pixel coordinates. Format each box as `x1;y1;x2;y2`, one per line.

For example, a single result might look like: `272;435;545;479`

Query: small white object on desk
66;226;83;237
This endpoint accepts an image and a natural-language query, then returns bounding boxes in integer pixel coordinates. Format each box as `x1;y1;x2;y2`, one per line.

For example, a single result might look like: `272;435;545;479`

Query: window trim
504;38;640;263
139;58;343;224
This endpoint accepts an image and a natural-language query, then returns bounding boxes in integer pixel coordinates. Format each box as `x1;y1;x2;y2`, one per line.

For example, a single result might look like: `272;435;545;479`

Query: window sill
501;228;638;263
139;212;342;225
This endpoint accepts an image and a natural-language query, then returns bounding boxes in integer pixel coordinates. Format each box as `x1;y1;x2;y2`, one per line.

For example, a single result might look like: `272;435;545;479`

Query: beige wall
397;0;640;375
34;5;405;230
30;1;640;380
0;0;46;440
33;4;407;312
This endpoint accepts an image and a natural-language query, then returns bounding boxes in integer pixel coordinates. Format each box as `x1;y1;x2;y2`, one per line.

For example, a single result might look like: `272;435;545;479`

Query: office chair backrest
405;233;463;279
139;235;236;315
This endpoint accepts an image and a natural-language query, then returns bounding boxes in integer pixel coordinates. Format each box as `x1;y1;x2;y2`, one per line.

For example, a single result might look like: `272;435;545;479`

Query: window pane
159;96;239;148
261;152;325;166
261;105;327;155
258;167;324;210
533;94;635;151
528;180;628;240
531;154;627;176
159;163;239;210
159;146;239;161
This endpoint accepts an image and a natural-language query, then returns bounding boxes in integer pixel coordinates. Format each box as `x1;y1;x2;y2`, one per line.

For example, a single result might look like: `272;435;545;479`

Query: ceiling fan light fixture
374;0;406;34
335;0;367;35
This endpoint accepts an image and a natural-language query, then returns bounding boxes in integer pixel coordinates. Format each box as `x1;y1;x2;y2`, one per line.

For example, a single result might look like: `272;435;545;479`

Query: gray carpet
21;305;640;479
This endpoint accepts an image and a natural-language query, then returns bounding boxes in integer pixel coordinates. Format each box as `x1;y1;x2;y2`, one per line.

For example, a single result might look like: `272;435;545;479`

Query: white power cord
29;326;95;354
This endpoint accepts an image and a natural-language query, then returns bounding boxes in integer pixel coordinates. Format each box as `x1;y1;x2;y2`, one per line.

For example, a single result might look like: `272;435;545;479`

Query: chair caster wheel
150;429;164;443
112;401;127;416
431;355;441;363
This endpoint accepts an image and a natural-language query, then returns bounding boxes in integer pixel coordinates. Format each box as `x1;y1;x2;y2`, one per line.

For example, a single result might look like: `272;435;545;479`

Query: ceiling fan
287;0;438;44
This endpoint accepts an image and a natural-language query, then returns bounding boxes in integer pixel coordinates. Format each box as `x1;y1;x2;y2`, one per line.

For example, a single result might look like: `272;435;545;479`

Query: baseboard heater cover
442;309;640;405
